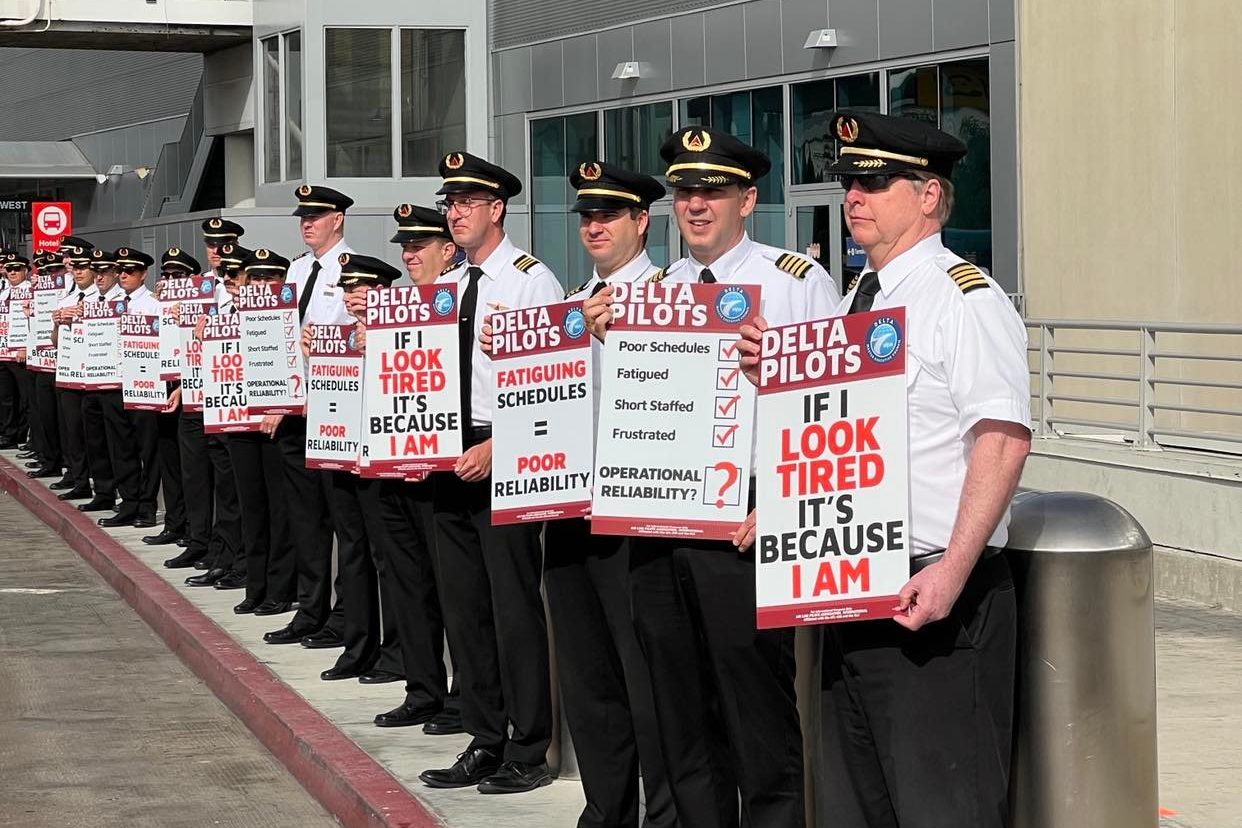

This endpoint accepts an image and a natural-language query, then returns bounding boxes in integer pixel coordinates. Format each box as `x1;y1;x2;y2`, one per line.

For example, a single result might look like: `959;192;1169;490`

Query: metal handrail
1025;318;1242;456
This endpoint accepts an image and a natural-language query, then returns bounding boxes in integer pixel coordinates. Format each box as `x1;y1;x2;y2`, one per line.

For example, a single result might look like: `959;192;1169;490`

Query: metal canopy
0;140;96;179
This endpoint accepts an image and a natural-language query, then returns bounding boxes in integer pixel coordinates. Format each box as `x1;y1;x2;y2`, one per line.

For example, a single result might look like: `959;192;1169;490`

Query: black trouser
98;390;143;512
129;411;162;519
0;361;29;442
227;432;296;604
177;412;213;558
278;416;334;633
205;433;242;572
81;392;114;497
629;538;804;828
324;470;380;671
362;477;447;707
545;521;676;828
432;466;550;765
32;371;60;468
57;387;88;488
157;408;185;534
821;553;1017;828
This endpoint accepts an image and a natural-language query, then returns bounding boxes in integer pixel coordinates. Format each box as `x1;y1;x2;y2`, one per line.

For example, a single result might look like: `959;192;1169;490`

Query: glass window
401;29;466;177
604;102;672;176
326;28;393;178
889;65;939;124
939;58;991;270
284;32;303;180
262;36;280;183
791;72;880;185
530;113;599;289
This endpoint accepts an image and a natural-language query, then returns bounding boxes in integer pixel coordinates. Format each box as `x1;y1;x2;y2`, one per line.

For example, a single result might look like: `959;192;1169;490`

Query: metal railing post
1137;326;1156;448
1037;324;1052;437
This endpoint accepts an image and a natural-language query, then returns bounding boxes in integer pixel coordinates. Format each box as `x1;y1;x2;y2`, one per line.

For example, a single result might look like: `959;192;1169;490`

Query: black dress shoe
163;549;203;569
213;571;247;590
321;664;364;681
185;568;226;587
142;529;182;545
193;560;210;570
264;624;313;645
58;487;92;501
300;629;344;649
374;701;440;728
0;439;18;450
17;452;38;460
175;538;190;548
233;597;261;614
78;497;116;513
477;761;553;794
24;460;43;469
49;478;75;490
423;707;465;736
359;669;404;685
132;514;158;529
419;747;502;789
19;442;33;452
27;467;60;479
253;600;292;616
98;511;138;528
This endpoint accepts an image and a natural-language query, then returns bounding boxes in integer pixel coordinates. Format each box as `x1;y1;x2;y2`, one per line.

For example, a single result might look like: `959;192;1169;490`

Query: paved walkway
0;492;336;828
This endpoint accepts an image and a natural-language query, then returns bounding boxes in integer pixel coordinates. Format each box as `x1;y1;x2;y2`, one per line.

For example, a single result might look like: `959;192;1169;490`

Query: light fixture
134;166;151;180
107;164;126;179
803;29;838;49
94;173;107;184
611;61;641;80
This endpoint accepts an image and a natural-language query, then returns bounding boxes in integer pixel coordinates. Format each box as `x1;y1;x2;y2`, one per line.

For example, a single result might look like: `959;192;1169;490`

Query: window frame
259;29;304;184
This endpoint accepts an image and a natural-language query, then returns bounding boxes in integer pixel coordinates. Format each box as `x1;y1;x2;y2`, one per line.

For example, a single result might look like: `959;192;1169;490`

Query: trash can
1006;491;1158;828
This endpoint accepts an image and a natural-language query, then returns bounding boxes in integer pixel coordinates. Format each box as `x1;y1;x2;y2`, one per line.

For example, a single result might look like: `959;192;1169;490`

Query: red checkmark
713;424;739;446
717;366;741;389
717;394;741;416
720;339;740;360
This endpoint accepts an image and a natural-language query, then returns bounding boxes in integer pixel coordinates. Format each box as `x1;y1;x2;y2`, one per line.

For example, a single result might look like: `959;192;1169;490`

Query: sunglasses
838;173;920;193
119;266;143;274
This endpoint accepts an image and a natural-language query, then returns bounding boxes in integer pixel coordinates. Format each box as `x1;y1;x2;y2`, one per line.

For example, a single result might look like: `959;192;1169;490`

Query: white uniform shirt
55;281;98;343
103;283;125;303
437;234;563;426
0;281;9;303
564;250;660;427
285;238;354;326
124;284;160;316
836;234;1030;555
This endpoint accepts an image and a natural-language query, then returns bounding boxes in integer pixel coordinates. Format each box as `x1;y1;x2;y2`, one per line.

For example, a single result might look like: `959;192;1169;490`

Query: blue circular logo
866;316;902;364
55;275;64;288
347;329;359;351
152;318;161;333
280;285;294;304
200;280;213;295
563;308;586;339
432;288;455;316
115;301;126;314
715;287;750;324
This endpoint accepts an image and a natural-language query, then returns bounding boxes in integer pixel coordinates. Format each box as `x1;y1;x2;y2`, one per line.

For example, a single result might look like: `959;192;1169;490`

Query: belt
910;545;1001;574
465;425;492;446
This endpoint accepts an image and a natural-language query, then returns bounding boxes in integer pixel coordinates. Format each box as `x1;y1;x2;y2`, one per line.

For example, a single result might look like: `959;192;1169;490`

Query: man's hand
480;321;494;354
355;321;366;355
300;325;313;360
193;314;208;341
455;439;492;482
153;280;165;300
583;285;614;342
892;558;972;631
732;509;757;552
163;386;182;413
343;291;367;320
168;302;181;325
260;414;284;438
737;316;769;387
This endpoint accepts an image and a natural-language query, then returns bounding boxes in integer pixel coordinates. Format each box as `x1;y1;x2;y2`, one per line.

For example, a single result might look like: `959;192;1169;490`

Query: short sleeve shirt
285;238;355;326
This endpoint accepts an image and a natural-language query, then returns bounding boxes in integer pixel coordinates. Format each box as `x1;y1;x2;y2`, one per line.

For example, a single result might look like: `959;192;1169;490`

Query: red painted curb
0;456;444;828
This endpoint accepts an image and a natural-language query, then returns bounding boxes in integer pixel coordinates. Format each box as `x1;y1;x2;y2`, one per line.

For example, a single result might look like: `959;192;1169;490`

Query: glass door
787;188;858;296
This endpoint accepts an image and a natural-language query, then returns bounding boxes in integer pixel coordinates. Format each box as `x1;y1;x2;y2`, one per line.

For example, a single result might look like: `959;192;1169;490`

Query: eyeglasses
159;269;185;279
119;266;142;275
436;196;497;216
837;173;920;193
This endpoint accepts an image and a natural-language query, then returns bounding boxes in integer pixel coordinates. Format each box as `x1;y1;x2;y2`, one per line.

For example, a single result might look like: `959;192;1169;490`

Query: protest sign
55;315;86;389
0;299;10;360
160;274;214;380
361;283;461;477
753;308;910;628
120;313;168;411
489;300;594;524
305;324;364;471
27;272;62;372
591;281;759;540
202;312;260;433
178;301;215;413
238;281;305;415
80;297;125;391
7;282;30;359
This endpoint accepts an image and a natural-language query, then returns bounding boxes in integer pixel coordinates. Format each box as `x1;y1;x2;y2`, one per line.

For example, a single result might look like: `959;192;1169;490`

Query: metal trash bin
1006;491;1158;828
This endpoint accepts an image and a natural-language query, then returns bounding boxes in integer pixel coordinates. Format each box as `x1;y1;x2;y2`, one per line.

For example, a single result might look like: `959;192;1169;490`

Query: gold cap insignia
338;253;351;266
579;162;603;181
168;247;180;256
445;153;465;170
209;218;222;228
256;249;269;260
397;203;413;218
92;249;104;257
682;130;711;152
71;246;82;255
297;184;313;197
118;248;129;256
835;116;860;144
221;244;234;255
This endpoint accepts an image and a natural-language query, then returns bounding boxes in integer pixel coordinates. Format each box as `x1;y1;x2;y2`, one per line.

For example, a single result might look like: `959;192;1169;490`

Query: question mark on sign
713;461;740;508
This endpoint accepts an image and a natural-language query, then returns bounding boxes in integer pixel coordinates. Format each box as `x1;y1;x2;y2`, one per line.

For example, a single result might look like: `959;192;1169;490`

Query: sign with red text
121;314;168;411
178;302;215;412
238;282;305;415
6;282;30;359
31;271;62;360
160;274;215;380
0;299;10;360
362;283;461;477
80;297;126;391
55;316;86;389
305;324;364;471
489;300;594;524
592;282;760;540
754;309;910;628
202;312;260;433
32;201;71;252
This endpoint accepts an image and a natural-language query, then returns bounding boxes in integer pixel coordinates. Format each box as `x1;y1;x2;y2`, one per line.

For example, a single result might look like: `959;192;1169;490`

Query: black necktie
698;267;716;284
298;260;321;320
76;291;85;303
458;266;483;437
589;281;608;297
848;271;881;314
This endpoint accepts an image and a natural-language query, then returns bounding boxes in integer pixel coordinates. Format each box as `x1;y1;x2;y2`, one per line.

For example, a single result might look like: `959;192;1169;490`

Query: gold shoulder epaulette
565;279;592;298
947;262;989;295
846;272;860;294
292;251;308;261
646;268;666;283
513;254;541;274
774;252;814;279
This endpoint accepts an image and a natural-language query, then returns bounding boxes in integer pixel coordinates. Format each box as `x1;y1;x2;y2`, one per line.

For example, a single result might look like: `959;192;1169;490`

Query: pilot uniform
53;243;97;500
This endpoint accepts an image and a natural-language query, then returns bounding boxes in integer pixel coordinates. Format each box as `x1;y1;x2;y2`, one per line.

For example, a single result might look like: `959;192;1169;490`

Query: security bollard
1005;491;1158;828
